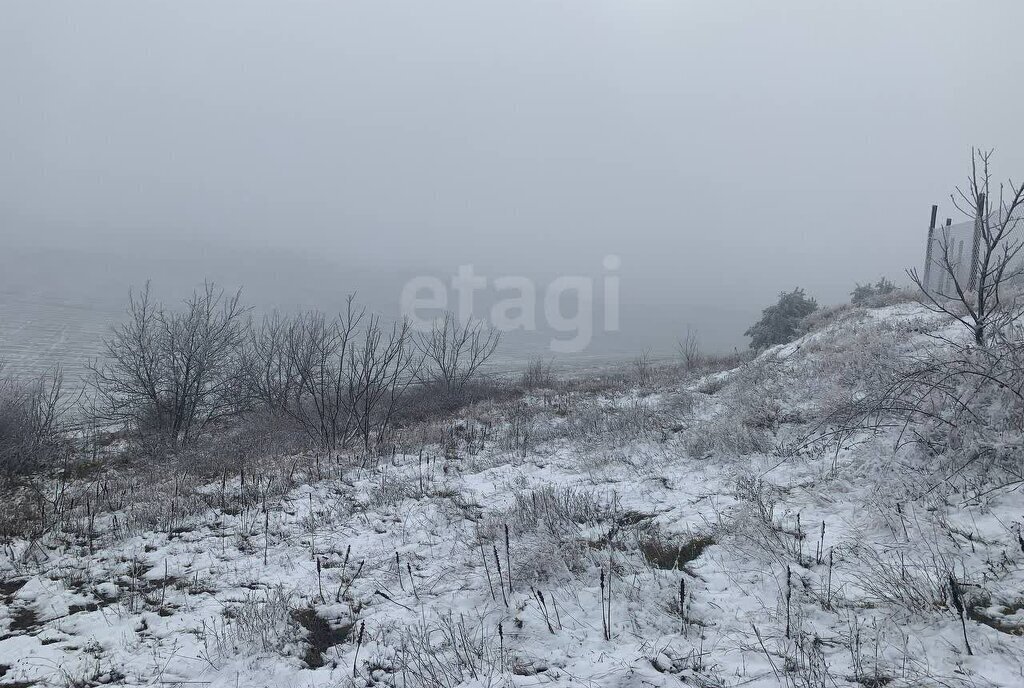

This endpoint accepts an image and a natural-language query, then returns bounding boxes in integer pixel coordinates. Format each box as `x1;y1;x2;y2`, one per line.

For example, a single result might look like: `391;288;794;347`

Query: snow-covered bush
364;469;420;509
745;288;818;350
181;409;310;479
850;277;897;305
695;349;751;377
479;485;611;582
684;415;773;458
504;485;609;535
660;389;696;420
796;301;854;337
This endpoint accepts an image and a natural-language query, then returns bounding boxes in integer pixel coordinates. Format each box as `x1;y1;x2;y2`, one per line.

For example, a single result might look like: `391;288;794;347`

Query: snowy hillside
2;302;1023;688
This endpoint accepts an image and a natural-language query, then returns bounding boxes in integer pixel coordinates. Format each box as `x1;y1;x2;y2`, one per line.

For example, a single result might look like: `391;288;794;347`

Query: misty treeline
241;303;495;453
0;284;500;475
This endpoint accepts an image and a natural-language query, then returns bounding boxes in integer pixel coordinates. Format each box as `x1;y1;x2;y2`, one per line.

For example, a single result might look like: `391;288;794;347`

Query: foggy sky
3;1;1024;353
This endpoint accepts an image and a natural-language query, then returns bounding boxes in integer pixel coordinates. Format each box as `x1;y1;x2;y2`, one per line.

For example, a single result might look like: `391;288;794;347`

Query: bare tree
633;348;654;387
285;302;363;453
415;312;500;396
243;296;420;453
910;149;1024;346
677;328;702;372
89;282;248;450
243;310;295;414
0;363;77;476
351;314;420;450
519;357;555;390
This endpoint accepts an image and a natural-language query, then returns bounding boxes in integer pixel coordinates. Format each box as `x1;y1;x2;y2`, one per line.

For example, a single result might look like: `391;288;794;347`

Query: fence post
923;204;938;291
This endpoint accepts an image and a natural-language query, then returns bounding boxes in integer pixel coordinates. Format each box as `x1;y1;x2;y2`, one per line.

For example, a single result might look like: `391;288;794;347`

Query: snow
1;301;1023;687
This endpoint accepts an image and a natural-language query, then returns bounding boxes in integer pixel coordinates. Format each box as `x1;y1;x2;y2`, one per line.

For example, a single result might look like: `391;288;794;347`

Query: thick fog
3;1;1024;362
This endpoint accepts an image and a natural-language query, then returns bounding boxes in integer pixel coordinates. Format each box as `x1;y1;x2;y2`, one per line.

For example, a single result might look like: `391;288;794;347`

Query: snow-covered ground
2;302;1023;687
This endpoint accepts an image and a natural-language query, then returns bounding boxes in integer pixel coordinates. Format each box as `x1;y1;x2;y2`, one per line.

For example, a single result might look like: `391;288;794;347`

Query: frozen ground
1;302;1023;687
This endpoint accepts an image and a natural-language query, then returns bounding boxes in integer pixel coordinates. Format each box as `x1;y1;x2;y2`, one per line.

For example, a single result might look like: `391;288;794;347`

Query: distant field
0;288;120;386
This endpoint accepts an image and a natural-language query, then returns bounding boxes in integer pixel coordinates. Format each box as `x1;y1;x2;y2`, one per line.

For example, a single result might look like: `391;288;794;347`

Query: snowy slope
1;302;1022;688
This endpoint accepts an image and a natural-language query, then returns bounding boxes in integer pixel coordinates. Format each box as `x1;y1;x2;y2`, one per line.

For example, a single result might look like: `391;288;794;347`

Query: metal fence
922;216;978;295
922;205;1024;296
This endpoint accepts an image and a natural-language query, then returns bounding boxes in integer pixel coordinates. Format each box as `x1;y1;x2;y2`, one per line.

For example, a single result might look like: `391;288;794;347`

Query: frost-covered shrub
0;365;72;477
504;485;609;534
850;277;897;305
559;371;631;396
696;349;751;377
853;544;957;614
394;612;506;688
731;357;788;432
695;373;729;395
800;292;919;340
718;477;794;564
479;485;611;582
632;350;655;387
0;381;37;476
800;323;905;424
364;470;419;509
684;415;773;458
661;389;696;419
858;285;918;309
562;398;662;447
395;377;520;425
510;528;597;582
861;338;1024;487
519;357;556;390
745;288;818;350
798;302;854;336
181;410;310;479
202;586;304;663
